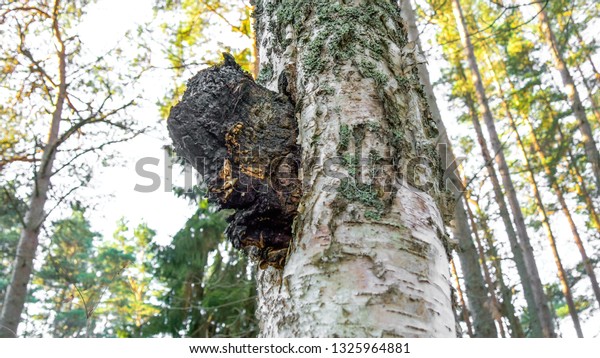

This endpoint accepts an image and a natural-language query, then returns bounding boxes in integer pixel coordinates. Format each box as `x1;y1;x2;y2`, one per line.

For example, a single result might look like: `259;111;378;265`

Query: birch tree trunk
0;1;66;337
451;0;555;337
253;0;455;337
534;2;600;192
399;0;497;338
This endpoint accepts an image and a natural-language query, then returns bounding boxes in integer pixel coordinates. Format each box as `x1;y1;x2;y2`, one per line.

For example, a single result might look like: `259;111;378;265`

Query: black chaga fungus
167;53;301;269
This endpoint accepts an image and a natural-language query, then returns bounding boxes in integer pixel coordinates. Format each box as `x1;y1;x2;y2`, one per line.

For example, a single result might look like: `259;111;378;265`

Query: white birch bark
253;0;455;337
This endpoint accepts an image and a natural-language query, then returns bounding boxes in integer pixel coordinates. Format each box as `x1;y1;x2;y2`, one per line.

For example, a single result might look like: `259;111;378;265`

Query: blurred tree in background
146;195;257;337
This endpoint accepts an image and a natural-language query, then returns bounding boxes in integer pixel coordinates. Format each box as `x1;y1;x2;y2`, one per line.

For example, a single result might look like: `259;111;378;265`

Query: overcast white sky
75;0;193;245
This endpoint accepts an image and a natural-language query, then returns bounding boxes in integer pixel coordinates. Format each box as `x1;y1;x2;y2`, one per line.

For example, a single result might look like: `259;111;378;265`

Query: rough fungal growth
167;54;301;269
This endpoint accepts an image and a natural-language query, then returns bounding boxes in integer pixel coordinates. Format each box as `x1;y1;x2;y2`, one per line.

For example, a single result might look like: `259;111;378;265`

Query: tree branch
50;131;144;177
0;6;51;21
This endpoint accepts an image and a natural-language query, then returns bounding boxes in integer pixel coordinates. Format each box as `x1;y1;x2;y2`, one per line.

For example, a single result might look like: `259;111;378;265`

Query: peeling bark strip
254;0;455;337
167;54;301;269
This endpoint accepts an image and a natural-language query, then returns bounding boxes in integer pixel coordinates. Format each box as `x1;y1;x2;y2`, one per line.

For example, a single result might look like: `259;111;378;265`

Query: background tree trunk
253;0;455;337
0;0;66;337
450;259;474;337
399;0;497;338
452;0;555;337
523;102;600;308
534;2;600;191
462;84;542;336
483;53;584;336
464;194;524;337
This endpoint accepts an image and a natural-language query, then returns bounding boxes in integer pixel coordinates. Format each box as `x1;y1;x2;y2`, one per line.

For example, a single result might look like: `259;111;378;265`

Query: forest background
0;0;599;337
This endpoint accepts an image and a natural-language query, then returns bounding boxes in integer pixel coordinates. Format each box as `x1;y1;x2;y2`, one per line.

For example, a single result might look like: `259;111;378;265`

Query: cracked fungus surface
167;55;301;269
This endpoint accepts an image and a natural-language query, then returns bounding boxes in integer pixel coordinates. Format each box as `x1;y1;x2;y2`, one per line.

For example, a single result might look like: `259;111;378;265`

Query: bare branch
419;0;549;57
0;154;36;172
42;184;83;223
50;99;136;156
0;6;52;21
50;131;144;177
204;2;251;39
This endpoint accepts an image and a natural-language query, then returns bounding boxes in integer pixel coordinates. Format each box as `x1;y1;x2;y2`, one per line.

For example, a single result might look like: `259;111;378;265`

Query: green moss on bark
257;62;274;84
257;0;449;223
339;178;384;219
358;61;388;86
338;124;351;152
263;0;407;76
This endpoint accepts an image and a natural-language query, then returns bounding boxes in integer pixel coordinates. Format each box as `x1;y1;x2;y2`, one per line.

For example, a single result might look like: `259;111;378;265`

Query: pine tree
533;1;600;192
0;0;145;337
448;0;555;337
35;204;99;337
147;198;257;337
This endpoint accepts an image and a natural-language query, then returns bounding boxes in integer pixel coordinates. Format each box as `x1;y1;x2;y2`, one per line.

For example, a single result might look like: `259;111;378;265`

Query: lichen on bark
255;0;454;225
167;54;301;269
253;0;456;337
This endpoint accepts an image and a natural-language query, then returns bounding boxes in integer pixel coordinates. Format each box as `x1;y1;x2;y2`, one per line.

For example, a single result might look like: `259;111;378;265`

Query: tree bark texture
250;0;455;337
